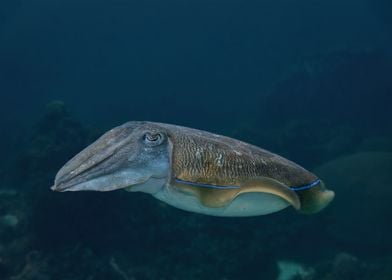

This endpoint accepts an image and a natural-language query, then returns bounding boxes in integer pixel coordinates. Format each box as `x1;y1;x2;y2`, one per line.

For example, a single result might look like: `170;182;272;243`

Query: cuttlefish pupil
51;121;334;217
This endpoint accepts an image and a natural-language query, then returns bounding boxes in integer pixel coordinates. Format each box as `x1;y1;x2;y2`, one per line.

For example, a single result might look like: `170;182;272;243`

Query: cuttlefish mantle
51;121;334;217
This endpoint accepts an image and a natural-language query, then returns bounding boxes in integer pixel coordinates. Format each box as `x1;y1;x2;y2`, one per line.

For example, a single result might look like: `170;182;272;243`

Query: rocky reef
254;50;392;167
12;101;90;192
315;152;392;253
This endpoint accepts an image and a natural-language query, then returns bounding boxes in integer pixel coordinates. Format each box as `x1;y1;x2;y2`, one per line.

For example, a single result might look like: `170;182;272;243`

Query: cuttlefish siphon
51;121;334;216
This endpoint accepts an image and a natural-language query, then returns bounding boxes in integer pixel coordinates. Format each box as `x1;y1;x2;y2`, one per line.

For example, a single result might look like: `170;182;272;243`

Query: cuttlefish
51;121;334;216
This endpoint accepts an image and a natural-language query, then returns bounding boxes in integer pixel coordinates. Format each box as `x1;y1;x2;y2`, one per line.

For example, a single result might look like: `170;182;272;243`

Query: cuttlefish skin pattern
52;121;334;217
170;124;315;188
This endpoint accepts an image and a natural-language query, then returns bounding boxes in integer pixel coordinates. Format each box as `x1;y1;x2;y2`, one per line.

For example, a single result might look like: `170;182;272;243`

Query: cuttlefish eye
143;132;164;146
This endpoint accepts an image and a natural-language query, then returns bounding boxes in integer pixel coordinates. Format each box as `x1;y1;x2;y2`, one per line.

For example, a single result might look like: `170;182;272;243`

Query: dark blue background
1;0;390;127
0;1;391;279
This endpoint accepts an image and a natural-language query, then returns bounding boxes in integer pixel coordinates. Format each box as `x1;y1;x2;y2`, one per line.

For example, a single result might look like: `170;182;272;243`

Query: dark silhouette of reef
12;101;89;192
253;50;392;167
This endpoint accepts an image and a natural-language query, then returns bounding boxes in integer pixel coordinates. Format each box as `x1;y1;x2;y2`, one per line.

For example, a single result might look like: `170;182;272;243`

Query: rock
277;260;313;280
0;215;18;227
303;252;369;280
314;152;392;252
0;189;18;196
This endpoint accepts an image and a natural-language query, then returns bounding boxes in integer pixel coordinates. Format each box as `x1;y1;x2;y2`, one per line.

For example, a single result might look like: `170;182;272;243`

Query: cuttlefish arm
172;176;301;210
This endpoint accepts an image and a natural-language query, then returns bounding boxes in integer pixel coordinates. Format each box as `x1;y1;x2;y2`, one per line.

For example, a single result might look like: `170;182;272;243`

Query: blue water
0;1;391;279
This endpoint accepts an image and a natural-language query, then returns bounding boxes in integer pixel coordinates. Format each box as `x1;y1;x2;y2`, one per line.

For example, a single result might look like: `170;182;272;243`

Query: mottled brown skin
164;123;317;187
149;123;322;210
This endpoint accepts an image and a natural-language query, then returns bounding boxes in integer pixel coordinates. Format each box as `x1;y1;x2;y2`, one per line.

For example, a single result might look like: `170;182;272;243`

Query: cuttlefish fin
195;177;300;210
238;177;301;210
296;180;335;214
172;179;241;208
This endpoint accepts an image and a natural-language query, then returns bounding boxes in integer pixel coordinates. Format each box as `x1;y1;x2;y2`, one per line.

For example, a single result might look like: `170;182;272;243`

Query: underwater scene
1;0;392;279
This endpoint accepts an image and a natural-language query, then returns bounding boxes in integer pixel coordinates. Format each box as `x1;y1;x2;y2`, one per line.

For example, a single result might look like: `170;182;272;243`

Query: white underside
152;184;290;217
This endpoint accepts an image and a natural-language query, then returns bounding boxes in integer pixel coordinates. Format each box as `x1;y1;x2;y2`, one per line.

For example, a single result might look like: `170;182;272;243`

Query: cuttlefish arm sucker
51;121;334;217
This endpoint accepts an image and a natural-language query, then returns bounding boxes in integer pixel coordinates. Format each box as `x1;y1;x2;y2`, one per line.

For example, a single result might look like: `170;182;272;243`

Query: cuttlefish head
51;122;171;193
